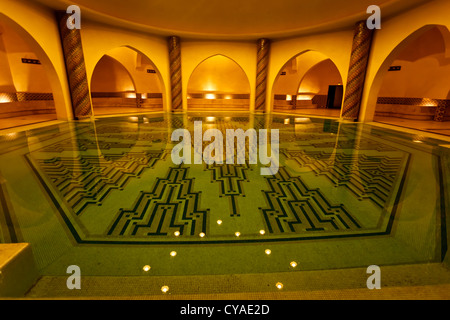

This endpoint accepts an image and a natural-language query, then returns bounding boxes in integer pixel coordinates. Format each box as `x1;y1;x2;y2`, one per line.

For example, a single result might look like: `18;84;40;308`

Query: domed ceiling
35;0;430;39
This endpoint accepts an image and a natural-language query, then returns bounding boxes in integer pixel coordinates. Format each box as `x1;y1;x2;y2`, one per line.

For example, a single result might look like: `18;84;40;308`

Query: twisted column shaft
56;11;92;119
255;39;270;112
342;21;374;121
434;102;448;122
168;36;183;111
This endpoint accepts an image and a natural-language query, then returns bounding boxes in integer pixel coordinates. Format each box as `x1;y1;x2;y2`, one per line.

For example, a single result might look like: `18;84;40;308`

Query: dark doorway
326;85;343;109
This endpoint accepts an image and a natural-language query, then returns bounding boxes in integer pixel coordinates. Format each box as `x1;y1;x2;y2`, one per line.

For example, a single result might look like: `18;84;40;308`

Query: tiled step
0;243;39;297
24;263;450;299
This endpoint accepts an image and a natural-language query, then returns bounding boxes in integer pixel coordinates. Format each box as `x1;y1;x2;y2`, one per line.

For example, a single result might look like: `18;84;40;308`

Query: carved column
56;11;92;119
341;21;375;121
168;36;183;112
434;101;448;121
255;39;270;112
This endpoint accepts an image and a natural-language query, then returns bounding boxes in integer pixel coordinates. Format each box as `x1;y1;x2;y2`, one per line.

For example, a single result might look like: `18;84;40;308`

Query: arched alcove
272;51;343;117
0;15;60;129
186;55;251;111
90;46;164;116
370;25;450;134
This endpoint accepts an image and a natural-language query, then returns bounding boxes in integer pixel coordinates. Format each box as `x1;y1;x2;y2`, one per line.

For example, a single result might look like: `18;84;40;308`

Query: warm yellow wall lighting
420;98;437;107
295;118;311;123
297;96;313;101
0;94;12;103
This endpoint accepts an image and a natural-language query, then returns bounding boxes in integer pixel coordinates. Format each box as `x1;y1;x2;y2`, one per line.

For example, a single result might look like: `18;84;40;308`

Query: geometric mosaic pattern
189;117;254;217
107;166;209;237
0;92;54;102
377;97;450;122
206;163;250;217
283;150;406;208
21;115;417;245
260;167;361;234
377;97;450;108
40;139;138;153
307;139;399;152
0;109;448;284
37;151;164;215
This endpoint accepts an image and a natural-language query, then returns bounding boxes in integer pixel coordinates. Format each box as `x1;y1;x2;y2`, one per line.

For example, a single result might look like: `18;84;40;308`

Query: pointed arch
186;54;251;111
271;51;343;116
0;13;68;128
90;46;165;115
367;24;450;125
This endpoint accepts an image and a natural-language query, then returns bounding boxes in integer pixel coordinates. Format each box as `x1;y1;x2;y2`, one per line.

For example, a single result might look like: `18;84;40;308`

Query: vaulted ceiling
34;0;430;39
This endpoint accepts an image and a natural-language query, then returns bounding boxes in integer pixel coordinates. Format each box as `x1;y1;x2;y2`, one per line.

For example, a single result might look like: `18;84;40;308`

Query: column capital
168;36;181;47
257;38;270;47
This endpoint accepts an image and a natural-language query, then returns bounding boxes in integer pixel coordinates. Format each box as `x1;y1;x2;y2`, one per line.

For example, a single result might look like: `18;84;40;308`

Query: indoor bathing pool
0;112;449;298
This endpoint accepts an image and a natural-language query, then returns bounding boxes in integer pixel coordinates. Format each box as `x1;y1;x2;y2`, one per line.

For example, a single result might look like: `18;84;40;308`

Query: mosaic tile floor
25;263;450;299
0;112;449;296
0;114;58;130
374;116;450;136
273;108;341;118
93;106;163;116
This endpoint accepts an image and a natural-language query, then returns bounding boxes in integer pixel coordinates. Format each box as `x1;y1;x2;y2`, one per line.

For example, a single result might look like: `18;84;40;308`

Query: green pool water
0;112;449;292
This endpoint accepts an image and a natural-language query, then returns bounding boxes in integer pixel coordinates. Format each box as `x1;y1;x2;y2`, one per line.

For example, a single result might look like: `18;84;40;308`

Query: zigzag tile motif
41;139;138;153
93;133;166;143
205;163;250;216
283;149;404;208
307;139;398;152
23;116;414;244
38;151;165;215
260;167;361;234
93;121;168;135
186;117;255;216
107;166;209;237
